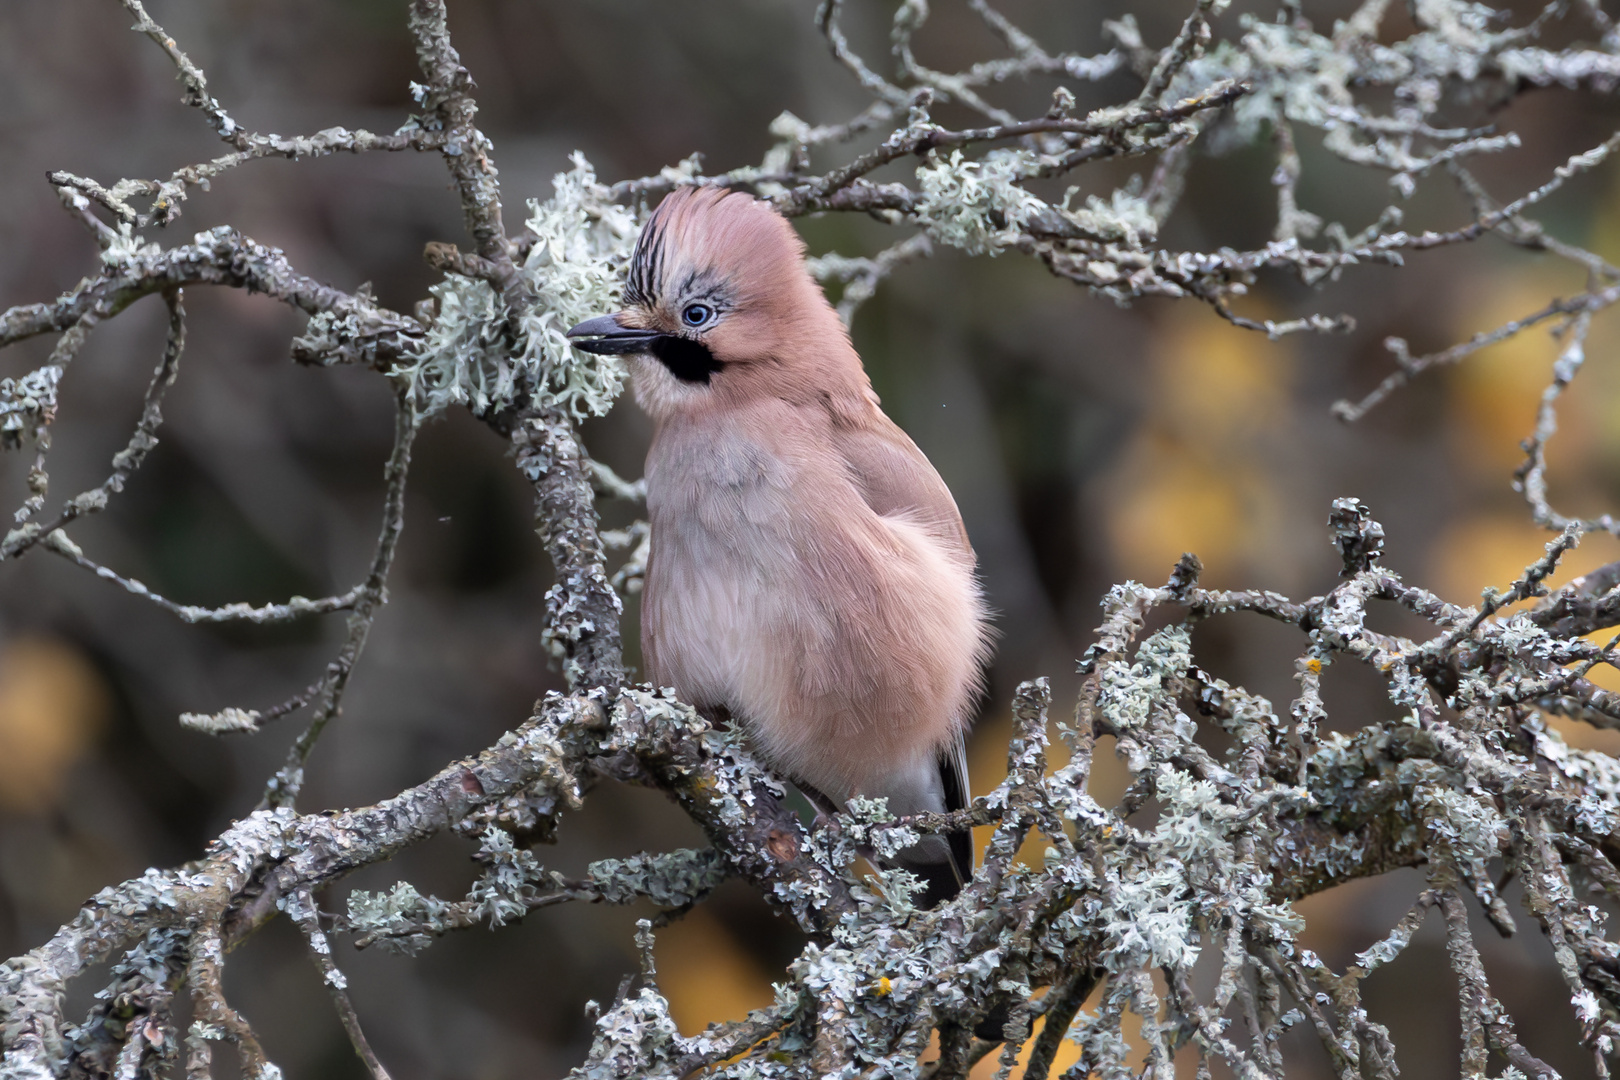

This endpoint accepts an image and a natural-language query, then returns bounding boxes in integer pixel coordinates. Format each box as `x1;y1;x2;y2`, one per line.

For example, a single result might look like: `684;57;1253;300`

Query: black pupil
683;304;709;326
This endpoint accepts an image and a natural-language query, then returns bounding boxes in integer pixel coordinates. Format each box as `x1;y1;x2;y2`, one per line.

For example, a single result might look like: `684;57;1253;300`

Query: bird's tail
878;744;1023;1040
889;737;974;909
804;741;975;908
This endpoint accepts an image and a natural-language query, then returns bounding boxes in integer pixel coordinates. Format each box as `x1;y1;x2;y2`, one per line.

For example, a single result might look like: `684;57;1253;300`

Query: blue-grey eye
681;303;712;327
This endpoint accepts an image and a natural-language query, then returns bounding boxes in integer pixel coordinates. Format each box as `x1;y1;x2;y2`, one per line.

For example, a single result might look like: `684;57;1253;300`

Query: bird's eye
681;303;713;328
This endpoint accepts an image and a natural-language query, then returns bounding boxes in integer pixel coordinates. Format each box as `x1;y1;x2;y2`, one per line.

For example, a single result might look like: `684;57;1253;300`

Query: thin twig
263;384;419;808
291;888;393;1080
41;530;365;624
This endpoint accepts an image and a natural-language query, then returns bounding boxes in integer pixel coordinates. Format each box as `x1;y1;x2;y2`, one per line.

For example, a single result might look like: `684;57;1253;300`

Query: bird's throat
650;335;724;385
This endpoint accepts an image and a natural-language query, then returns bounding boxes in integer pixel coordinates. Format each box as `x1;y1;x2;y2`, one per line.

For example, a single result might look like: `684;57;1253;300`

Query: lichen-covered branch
5;0;1620;1077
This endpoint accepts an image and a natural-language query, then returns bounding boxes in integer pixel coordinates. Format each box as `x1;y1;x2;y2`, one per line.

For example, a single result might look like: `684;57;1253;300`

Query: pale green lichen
467;827;545;928
99;223;161;267
585;848;728;907
842;796;920;863
1060;187;1159;246
345;882;451;957
574;951;685;1080
1095;623;1193;743
913;148;1045;256
395;153;640;418
0;366;62;450
178;706;261;735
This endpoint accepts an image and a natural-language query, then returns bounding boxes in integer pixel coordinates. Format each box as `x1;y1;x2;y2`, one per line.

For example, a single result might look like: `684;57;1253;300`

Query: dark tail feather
911;858;966;909
906;753;1023;1042
808;743;976;909
899;742;974;908
937;744;1025;1040
939;739;974;892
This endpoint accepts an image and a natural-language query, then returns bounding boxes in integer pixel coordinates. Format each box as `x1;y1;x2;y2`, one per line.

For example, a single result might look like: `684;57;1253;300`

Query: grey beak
565;313;659;355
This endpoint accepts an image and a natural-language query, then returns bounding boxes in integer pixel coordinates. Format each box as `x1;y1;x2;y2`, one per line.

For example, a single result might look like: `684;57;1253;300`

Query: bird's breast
640;422;802;705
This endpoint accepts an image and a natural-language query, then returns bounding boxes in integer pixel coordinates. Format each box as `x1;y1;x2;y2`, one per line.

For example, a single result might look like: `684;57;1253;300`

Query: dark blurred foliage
2;1;1620;1076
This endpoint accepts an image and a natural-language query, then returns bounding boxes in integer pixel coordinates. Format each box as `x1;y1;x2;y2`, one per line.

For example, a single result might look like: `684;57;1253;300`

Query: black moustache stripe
651;335;724;385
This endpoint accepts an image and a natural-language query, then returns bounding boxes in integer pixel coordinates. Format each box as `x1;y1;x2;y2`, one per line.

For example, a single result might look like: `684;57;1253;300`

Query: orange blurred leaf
0;635;111;813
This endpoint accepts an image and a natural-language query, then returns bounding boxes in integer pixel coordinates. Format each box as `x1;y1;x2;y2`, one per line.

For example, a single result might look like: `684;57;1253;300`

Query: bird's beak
565;313;659;355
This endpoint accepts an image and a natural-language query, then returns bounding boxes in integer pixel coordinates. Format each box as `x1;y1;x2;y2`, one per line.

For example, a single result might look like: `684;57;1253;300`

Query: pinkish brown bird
568;187;993;905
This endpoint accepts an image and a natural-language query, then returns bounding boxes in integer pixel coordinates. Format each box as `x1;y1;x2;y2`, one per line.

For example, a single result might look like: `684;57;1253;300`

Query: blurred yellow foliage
655;904;778;1036
1426;513;1616;610
1150;311;1292;438
1110;446;1251;581
965;1011;1083;1078
1588;167;1620;271
1105;308;1291;586
1445;274;1596;473
0;635;110;813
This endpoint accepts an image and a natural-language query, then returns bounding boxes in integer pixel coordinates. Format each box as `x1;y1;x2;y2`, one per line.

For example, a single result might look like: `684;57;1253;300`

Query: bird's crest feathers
625;187;807;310
620;187;869;416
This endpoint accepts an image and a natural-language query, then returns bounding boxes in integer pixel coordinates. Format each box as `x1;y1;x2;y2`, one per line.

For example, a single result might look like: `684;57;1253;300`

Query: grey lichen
178;707;261;735
396;154;639;418
913;148;1045;256
586;849;729;907
345;883;452;957
7;0;1620;1077
0;367;61;450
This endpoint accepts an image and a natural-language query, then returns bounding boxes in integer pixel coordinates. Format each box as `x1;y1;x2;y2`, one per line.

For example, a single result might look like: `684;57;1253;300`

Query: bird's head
567;186;862;420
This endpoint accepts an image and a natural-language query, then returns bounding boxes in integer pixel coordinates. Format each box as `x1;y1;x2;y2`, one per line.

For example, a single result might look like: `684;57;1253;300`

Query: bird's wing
839;407;979;888
835;411;973;559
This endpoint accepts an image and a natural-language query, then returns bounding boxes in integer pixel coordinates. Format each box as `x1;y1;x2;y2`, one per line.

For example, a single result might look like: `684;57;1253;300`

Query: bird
567;186;993;907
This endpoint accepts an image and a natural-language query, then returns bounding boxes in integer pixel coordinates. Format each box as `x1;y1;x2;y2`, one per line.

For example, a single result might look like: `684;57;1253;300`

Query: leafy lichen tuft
395;154;640;418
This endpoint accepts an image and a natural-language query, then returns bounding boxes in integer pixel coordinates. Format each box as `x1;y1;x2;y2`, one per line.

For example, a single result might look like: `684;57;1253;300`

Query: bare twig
40;530;365;625
263;385;419;808
290;888;393;1080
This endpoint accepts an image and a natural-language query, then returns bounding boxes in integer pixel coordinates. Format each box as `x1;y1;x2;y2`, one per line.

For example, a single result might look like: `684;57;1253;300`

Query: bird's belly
643;499;983;803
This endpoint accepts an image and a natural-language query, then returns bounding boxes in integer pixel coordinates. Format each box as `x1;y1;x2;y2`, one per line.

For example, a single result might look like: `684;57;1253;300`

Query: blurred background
2;0;1619;1076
